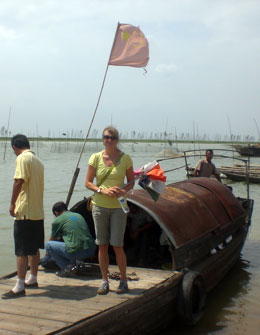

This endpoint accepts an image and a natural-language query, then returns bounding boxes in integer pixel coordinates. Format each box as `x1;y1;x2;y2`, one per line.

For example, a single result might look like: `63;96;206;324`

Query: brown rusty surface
185;177;245;220
173;181;233;227
127;178;245;248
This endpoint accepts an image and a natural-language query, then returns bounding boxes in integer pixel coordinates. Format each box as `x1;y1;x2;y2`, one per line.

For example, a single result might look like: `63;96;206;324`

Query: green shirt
88;151;133;208
51;211;95;254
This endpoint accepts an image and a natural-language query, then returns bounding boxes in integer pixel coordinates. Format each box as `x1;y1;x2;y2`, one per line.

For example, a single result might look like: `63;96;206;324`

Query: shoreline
0;137;257;145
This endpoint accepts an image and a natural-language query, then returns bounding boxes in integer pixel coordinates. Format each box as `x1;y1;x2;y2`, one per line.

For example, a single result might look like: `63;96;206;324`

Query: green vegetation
0;136;255;145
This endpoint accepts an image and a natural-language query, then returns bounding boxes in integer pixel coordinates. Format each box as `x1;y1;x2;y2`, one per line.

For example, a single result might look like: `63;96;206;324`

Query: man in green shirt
45;202;96;276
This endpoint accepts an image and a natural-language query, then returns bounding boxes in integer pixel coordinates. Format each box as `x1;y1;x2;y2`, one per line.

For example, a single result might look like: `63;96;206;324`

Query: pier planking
0;264;176;335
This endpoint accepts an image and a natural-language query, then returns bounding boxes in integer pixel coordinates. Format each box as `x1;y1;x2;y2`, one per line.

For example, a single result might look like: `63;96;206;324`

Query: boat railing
158;148;251;199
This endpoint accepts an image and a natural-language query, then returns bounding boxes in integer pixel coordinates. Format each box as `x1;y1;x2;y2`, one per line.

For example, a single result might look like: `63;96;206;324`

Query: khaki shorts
92;205;127;246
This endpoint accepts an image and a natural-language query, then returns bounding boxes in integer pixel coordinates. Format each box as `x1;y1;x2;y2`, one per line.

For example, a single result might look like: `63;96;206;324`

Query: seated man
194;149;222;182
45;201;96;277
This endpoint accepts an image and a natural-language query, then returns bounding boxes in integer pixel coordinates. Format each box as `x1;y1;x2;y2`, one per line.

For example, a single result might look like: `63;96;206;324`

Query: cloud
154;63;180;74
0;25;18;39
0;0;259;138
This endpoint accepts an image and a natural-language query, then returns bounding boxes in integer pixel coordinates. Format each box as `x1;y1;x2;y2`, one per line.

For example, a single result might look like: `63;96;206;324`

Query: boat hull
222;171;260;183
233;144;260;157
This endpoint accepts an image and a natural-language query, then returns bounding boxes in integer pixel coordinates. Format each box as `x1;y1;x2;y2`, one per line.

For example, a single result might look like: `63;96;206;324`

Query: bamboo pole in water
253;118;260;142
226;114;234;159
3;106;11;160
36;124;39;157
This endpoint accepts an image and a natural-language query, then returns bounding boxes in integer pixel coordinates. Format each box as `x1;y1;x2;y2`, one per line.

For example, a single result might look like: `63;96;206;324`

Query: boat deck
0;264;178;335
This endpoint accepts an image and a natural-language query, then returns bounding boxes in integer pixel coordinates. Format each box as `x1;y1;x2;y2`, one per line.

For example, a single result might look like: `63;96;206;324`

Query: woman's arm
85;165;99;192
85;165;120;197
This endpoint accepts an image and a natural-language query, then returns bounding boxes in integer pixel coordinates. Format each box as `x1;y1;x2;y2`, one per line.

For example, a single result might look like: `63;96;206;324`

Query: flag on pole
146;164;167;182
146;163;166;201
109;23;149;68
134;162;166;202
134;160;158;178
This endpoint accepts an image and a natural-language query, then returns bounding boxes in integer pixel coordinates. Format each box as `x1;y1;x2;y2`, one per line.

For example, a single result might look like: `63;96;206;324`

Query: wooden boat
66;177;253;331
220;171;260;183
224;171;260;183
218;163;260;183
233;143;260;157
0;177;254;334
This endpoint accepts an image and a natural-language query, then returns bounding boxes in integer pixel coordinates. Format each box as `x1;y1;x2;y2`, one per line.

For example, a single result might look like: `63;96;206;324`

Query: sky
0;0;260;140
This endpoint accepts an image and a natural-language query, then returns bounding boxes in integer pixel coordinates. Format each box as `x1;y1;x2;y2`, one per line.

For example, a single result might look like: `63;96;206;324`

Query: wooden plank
0;329;28;335
219;165;260;174
0;313;69;335
0;284;128;313
0;294;126;316
0;279;170;295
0;304;90;324
57;272;183;335
234;163;260;168
0;266;176;335
0;281;163;305
0;280;166;308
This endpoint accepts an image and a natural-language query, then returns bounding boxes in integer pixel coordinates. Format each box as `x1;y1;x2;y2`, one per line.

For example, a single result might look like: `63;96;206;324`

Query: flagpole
65;23;121;207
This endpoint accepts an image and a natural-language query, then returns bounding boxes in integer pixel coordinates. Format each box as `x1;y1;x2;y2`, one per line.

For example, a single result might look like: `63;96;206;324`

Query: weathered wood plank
0;284;127;313
0;313;69;335
0;299;95;322
0;265;176;335
56;272;183;335
0;329;28;335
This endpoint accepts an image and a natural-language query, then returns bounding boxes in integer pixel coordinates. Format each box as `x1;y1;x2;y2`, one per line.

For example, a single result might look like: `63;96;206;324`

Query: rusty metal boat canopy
127;177;245;248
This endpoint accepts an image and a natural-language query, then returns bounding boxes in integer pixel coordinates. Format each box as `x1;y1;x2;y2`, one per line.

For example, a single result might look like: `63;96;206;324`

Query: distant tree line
0;126;256;142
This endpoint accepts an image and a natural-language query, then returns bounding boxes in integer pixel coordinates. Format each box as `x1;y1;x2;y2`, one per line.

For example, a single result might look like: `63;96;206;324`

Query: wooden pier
0;264;181;334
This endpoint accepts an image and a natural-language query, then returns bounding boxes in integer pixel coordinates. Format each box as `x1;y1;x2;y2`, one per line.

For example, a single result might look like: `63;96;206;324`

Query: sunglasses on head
103;135;117;140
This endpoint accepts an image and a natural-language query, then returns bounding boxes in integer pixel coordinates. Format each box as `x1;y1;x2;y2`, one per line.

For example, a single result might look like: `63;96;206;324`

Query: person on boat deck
194;149;222;183
45;202;96;276
2;134;44;300
85;126;134;295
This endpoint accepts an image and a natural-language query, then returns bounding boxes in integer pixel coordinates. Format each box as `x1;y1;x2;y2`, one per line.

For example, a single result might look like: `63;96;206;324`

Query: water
0;140;260;334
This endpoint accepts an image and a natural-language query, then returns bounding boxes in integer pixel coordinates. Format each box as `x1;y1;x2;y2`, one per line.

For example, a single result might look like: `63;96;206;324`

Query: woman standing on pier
85;126;134;295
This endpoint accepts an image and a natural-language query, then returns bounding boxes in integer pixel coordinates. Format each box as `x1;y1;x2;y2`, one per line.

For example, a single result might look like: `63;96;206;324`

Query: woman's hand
102;186;125;197
101;188;116;197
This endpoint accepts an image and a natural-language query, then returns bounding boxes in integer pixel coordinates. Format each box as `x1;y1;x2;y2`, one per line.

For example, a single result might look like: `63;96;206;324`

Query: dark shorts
14;219;45;256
